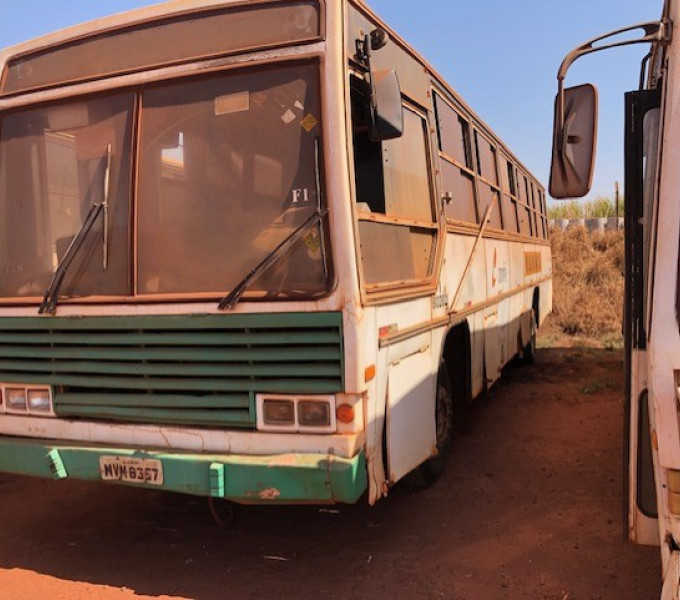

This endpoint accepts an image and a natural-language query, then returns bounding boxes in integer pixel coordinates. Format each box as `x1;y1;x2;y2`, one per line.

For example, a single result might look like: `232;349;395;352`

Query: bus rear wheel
412;362;454;485
519;308;537;365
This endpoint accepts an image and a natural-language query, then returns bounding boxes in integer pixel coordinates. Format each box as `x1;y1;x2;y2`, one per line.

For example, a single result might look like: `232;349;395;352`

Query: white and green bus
0;0;551;506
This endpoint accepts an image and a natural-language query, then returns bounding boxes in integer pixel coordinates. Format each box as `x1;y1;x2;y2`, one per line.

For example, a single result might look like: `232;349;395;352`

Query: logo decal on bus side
491;249;508;288
433;291;449;309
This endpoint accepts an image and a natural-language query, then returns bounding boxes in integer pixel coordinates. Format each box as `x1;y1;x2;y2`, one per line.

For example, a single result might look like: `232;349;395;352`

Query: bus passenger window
434;93;478;225
383;108;434;222
500;157;520;233
351;75;437;288
350;76;433;223
474;131;502;230
517;174;532;237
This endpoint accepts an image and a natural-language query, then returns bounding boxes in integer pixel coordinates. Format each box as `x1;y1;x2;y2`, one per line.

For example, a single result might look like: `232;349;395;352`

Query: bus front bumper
0;437;367;504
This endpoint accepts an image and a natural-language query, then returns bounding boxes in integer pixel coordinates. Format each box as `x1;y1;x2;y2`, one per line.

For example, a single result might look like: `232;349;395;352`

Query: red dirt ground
0;332;661;599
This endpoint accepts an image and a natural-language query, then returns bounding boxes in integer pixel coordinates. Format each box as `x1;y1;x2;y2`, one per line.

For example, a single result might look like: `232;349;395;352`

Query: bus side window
352;75;437;287
474;131;503;230
529;182;539;238
517;174;532;237
539;189;548;238
350;76;433;223
434;92;478;225
500;157;520;234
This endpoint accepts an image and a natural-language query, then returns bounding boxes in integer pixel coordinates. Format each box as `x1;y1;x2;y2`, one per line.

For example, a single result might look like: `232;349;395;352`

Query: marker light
336;404;355;424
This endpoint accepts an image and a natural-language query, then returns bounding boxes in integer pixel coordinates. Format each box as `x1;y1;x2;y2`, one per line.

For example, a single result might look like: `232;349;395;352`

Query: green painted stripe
0;437;367;504
56;393;250;409
0;360;342;378
55;405;253;426
0;346;341;362
0;331;341;346
0;372;341;392
0;312;342;331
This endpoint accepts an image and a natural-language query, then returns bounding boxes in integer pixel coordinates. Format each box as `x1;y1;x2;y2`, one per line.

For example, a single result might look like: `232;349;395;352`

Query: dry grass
546;226;624;348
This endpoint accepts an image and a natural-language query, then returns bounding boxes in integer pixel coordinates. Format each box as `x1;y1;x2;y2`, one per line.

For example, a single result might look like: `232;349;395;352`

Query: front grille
0;312;344;429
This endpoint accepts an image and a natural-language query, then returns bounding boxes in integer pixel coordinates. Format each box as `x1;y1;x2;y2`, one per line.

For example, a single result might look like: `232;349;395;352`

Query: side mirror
356;28;404;142
369;69;403;141
549;84;598;198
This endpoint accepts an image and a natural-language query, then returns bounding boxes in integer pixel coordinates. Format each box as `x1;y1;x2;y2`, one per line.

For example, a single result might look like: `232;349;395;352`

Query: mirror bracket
355;29;382;114
556;19;672;132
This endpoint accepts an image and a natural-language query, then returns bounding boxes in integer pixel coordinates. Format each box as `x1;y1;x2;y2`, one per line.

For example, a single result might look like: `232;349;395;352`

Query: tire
519;308;537;365
411;362;454;486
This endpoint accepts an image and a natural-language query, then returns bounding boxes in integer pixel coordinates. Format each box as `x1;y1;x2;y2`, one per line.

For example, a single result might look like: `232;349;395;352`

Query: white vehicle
548;2;680;596
0;0;551;506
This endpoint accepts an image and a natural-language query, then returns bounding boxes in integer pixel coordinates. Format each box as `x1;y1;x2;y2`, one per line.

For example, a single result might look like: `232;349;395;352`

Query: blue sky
0;0;664;203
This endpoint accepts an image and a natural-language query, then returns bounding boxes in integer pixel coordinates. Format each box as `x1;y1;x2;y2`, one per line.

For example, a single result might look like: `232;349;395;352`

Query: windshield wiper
218;207;327;311
38;202;104;315
39;144;112;315
218;138;327;311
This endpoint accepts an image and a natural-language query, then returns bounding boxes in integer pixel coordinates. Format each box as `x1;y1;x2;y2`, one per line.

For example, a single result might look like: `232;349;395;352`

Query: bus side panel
385;331;437;482
469;311;486;399
484;238;511;384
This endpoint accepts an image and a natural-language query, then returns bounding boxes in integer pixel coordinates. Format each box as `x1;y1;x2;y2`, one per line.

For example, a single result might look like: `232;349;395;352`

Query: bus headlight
256;394;336;433
27;388;52;413
263;399;295;426
6;388;27;411
1;384;53;416
298;400;331;427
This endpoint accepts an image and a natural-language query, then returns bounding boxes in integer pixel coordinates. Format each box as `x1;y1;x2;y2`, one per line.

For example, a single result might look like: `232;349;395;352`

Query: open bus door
623;88;661;547
547;21;669;550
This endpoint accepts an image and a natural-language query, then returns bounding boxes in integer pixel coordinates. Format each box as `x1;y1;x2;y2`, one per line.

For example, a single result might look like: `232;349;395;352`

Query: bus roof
0;0;544;189
352;0;545;189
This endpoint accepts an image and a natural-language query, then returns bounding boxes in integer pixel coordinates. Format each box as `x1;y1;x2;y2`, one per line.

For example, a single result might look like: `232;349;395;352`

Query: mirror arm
360;34;380;116
639;50;653;91
556;19;672;129
365;34;375;107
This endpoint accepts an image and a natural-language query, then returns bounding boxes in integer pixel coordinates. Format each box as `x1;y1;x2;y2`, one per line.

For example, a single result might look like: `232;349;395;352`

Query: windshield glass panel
137;63;328;296
0;93;134;298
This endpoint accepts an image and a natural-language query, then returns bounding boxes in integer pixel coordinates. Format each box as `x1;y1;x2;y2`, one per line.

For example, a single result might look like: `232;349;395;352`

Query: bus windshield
0;62;329;301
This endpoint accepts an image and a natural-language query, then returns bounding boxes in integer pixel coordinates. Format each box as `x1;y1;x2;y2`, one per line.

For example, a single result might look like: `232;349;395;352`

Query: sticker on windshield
215;91;250;116
294;100;304;111
301;113;318;132
281;109;296;125
304;229;321;252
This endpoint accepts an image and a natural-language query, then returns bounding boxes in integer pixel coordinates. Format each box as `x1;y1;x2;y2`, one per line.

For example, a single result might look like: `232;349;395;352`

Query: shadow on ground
0;347;660;600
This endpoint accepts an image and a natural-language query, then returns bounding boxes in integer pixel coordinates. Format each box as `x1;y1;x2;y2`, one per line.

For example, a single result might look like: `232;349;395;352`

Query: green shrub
548;195;624;219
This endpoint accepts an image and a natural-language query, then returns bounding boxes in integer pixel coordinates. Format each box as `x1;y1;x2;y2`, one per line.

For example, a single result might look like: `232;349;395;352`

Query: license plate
99;456;163;486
